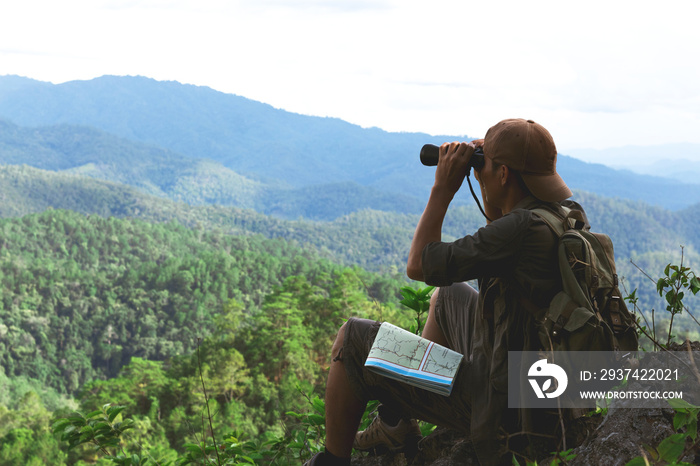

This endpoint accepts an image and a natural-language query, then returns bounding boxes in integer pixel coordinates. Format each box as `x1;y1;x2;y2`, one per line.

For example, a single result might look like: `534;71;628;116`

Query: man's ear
499;164;510;186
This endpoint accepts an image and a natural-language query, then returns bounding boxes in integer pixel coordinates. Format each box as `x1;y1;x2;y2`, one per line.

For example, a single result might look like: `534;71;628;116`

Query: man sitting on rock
307;119;578;466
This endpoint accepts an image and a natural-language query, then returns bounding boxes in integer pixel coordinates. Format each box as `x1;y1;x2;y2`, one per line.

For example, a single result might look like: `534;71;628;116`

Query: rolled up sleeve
421;211;529;287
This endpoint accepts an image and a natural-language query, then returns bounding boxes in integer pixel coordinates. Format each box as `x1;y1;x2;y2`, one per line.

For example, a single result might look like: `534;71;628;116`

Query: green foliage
1;160;699;325
53;404;136;460
657;262;699;312
625;247;700;350
548;448;577;465
653;252;699;346
0;209;404;394
0;390;54;438
399;285;435;335
0;206;412;464
177;435;258;466
52;389;326;466
625;400;700;466
45;275;434;466
0;155;697;465
670;399;700;443
274;390;327;464
0;427;67;466
0;163;423;277
53;268;402;462
625;433;690;466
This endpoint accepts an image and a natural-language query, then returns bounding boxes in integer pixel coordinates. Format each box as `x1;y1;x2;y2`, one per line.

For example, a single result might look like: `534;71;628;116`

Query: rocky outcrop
351;408;697;465
351;343;700;465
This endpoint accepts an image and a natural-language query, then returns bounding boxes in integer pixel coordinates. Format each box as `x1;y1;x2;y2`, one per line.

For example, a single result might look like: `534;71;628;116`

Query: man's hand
433;141;477;195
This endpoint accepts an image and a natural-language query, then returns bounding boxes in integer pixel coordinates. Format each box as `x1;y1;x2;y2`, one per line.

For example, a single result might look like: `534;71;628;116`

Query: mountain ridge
1;74;699;210
564;143;700;185
0;119;425;219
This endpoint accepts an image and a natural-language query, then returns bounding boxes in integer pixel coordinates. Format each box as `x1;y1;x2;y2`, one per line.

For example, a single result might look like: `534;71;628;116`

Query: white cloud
0;0;699;156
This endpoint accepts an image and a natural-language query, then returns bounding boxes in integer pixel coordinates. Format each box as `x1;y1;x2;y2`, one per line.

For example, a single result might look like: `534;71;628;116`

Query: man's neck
501;190;529;215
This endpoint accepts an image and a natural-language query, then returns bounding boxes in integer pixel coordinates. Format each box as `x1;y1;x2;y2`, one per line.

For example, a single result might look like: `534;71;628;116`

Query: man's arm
406;141;477;281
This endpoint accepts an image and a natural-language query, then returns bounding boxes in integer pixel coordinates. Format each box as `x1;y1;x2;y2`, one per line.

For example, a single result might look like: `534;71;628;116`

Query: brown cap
484;118;572;202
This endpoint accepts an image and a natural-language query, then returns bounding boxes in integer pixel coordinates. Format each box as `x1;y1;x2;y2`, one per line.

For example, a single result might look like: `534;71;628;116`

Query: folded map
364;322;464;396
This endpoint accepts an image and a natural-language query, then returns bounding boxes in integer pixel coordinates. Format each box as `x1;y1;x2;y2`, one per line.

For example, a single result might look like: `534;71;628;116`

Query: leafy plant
276;388;326;464
177;431;261;465
52;404;140;463
655;254;700;346
399;285;435;335
625;400;700;466
669;399;700;443
627;248;700;350
398;285;438;437
549;448;577;465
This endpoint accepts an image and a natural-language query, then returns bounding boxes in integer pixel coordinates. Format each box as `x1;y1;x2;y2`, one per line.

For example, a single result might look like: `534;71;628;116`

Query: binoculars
420;144;485;171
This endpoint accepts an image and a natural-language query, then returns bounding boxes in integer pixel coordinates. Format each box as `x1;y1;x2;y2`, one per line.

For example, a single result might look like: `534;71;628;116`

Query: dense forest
1;162;698;323
0;208;411;388
0;208;414;464
0;208;697;464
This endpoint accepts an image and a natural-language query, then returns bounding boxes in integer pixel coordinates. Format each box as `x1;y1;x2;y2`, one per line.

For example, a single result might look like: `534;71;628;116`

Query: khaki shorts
340;282;478;432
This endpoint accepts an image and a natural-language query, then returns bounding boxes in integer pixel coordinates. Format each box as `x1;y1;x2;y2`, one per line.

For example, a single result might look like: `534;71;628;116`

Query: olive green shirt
421;196;575;456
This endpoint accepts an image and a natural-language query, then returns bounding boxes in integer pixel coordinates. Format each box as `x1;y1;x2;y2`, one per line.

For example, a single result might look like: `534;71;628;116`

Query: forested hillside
0;120;424;219
0;163;698;318
1;206;695;464
0;208;406;391
0;209;412;464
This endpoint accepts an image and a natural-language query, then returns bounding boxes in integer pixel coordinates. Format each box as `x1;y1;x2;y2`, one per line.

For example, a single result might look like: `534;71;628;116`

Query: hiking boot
353;415;422;453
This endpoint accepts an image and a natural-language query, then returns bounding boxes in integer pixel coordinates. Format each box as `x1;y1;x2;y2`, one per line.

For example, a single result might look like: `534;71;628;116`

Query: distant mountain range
0;70;698;317
565;144;700;185
0;74;698;211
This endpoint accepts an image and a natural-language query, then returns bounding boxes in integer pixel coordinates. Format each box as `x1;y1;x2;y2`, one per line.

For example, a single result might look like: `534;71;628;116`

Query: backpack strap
518;205;584;330
515;206;569;321
531;206;567;237
531;205;588;237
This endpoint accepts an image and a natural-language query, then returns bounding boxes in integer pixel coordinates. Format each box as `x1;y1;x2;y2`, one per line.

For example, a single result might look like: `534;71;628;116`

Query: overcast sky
1;0;699;159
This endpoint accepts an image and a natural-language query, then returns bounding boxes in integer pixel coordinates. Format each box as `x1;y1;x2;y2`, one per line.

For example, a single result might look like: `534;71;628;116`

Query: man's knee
430;287;440;310
331;321;348;361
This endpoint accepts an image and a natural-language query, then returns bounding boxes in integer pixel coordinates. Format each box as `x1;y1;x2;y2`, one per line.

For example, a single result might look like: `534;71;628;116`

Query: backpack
526;203;638;353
